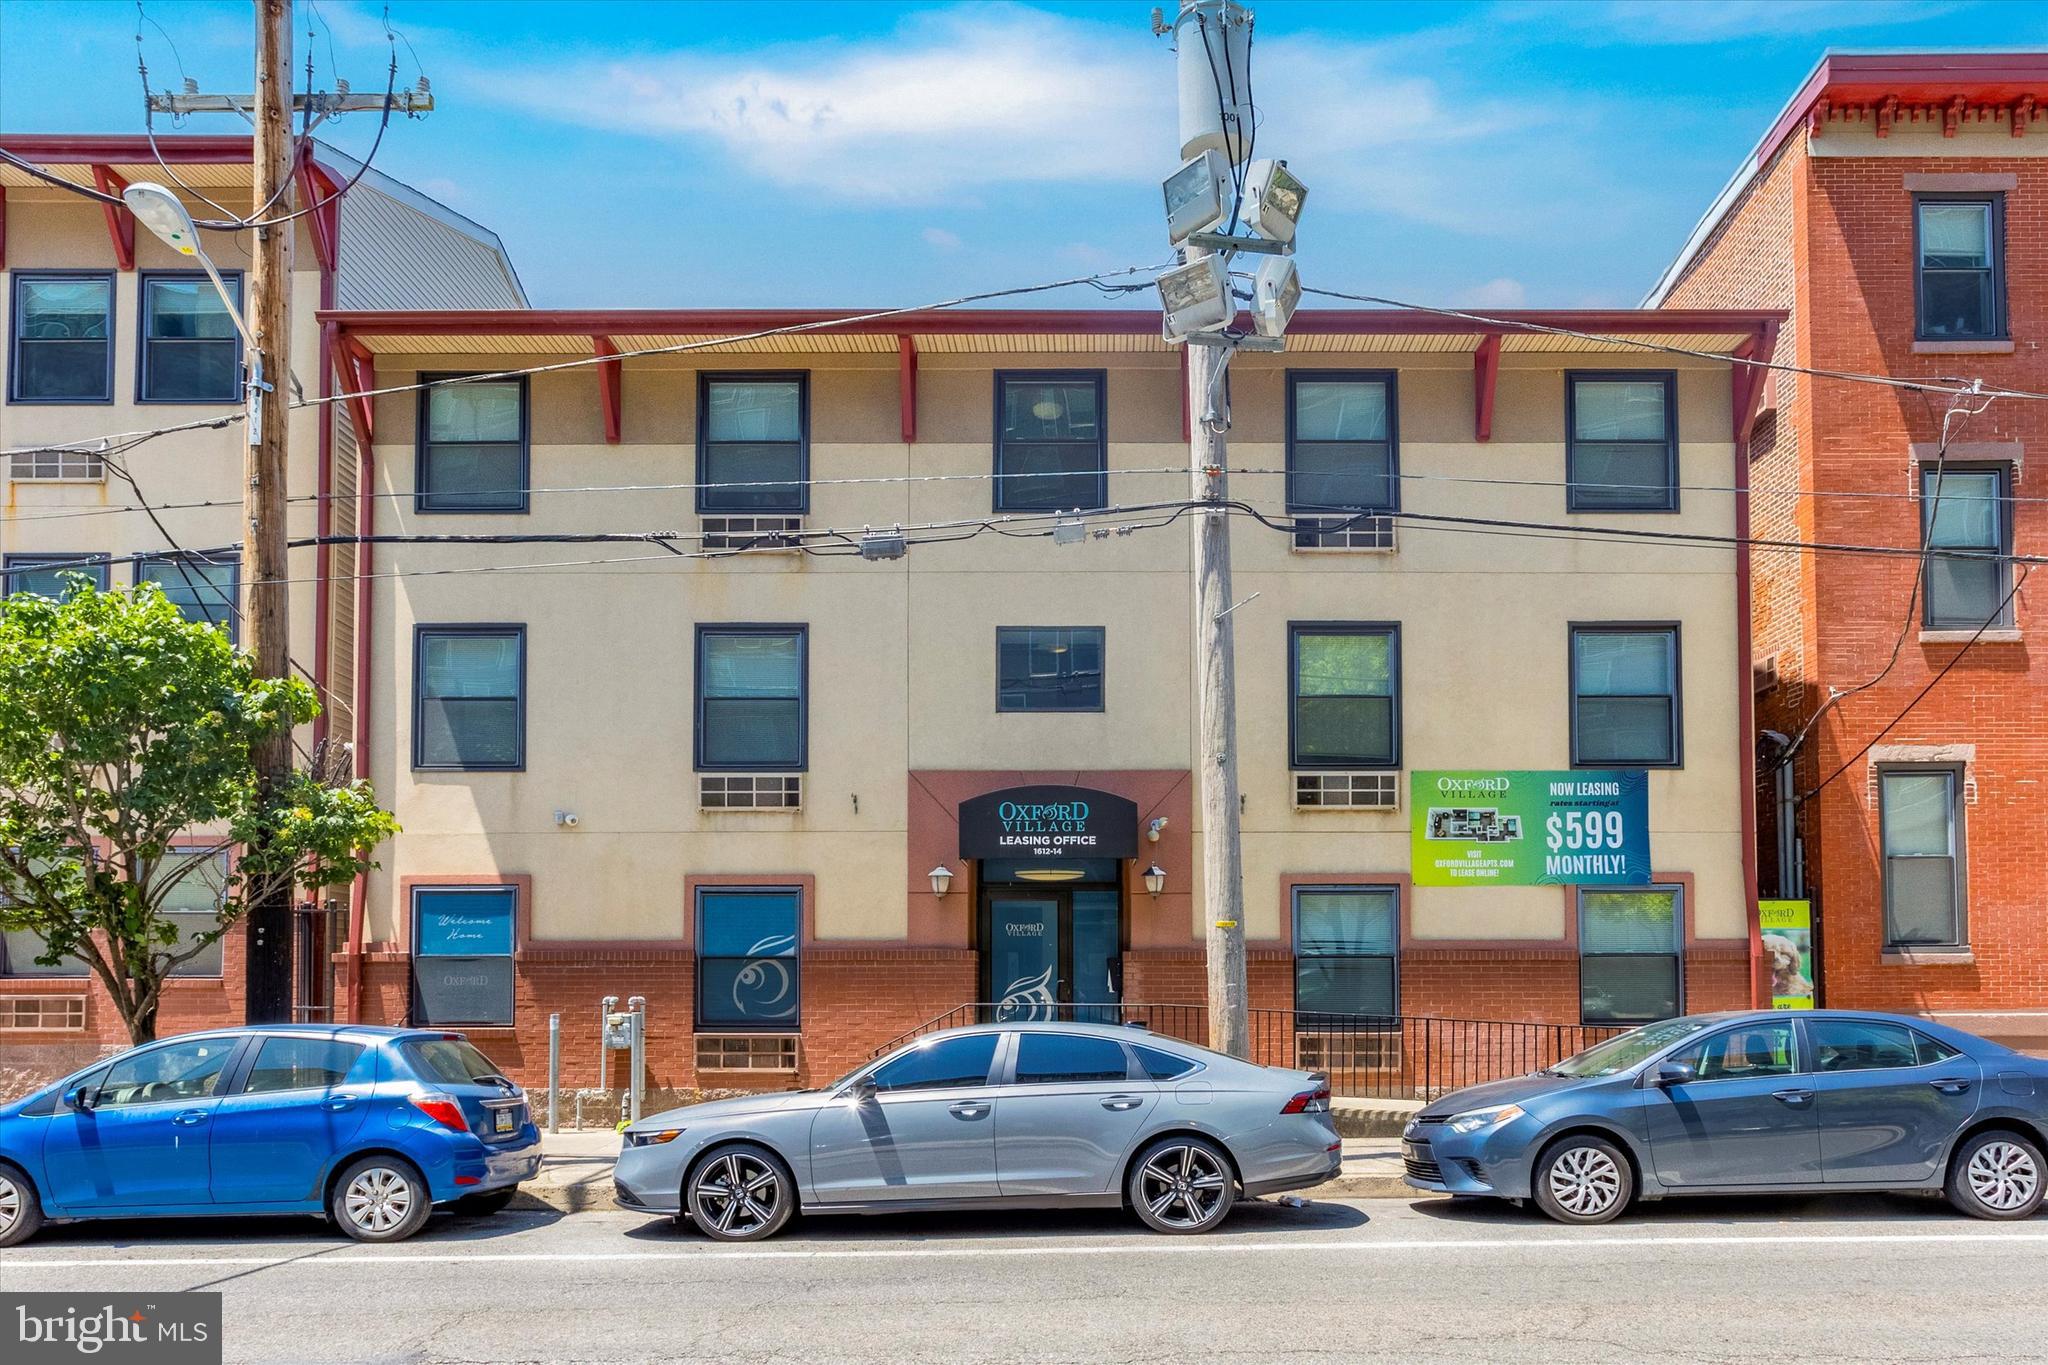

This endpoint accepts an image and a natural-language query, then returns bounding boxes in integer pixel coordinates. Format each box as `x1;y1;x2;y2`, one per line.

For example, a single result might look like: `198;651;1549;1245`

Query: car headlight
624;1128;684;1147
1445;1104;1525;1135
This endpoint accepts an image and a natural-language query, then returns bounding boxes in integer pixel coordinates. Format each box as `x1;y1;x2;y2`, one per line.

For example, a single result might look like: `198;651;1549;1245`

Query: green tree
0;579;397;1044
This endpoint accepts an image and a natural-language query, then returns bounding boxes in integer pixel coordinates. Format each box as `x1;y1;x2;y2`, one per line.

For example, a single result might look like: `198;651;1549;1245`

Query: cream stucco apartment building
0;135;523;1058
3;137;1780;1092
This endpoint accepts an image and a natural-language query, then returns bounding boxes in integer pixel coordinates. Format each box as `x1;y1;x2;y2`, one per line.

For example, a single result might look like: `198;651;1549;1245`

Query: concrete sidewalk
516;1108;1429;1214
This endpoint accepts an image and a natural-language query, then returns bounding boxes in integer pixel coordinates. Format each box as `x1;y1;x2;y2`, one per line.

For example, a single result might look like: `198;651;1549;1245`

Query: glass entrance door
980;886;1124;1022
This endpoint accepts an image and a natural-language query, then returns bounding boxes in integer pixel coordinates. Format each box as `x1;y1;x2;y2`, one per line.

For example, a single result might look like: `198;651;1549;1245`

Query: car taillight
1281;1084;1331;1115
411;1092;469;1133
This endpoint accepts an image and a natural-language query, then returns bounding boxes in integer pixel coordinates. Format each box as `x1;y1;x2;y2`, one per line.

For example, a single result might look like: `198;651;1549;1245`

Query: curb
510;1173;1435;1215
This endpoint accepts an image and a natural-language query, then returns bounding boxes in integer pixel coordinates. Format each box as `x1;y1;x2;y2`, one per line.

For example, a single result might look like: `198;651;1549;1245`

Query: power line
1299;286;2048;405
1800;562;2032;803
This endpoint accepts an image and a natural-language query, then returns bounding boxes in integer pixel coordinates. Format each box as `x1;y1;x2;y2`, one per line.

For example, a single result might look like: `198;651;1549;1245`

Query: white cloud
462;3;1522;219
922;227;963;250
1458;278;1528;308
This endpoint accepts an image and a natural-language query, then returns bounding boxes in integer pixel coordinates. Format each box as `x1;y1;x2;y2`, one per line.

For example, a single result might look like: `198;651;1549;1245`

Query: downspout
1734;320;1778;1009
346;353;375;1025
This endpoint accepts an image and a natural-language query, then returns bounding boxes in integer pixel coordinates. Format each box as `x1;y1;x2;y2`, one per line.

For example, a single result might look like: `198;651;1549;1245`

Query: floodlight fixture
1162;149;1232;245
1157;255;1234;341
1252;255;1301;340
1241;159;1307;246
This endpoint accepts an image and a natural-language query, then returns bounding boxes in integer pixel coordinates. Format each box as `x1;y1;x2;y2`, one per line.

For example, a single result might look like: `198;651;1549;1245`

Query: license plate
493;1107;516;1134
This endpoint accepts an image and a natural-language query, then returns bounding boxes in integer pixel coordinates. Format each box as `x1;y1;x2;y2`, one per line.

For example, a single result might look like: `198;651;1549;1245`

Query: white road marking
9;1229;2048;1269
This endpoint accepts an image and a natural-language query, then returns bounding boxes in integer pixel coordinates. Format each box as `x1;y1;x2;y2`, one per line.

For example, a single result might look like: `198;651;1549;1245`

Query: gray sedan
1404;1009;2048;1224
614;1022;1341;1240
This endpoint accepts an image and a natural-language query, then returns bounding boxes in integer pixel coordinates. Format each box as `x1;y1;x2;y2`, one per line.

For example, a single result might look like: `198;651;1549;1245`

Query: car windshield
403;1037;511;1086
1547;1018;1715;1078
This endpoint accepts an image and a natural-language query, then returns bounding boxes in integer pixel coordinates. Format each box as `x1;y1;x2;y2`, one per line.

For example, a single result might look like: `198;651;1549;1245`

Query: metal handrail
867;1002;1625;1098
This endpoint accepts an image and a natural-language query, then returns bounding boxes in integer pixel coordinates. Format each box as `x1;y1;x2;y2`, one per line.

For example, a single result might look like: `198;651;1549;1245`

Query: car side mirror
65;1083;100;1112
1654;1062;1696;1087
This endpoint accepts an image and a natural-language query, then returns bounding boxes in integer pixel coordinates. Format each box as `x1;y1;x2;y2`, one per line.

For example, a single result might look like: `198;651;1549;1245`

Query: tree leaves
0;580;398;1042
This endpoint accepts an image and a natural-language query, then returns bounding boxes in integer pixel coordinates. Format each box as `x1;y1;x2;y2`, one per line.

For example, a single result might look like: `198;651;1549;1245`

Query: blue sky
3;1;2042;310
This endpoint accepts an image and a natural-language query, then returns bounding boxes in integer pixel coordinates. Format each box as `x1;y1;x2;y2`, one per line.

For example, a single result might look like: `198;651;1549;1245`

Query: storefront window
1579;887;1681;1024
1293;886;1398;1023
411;886;517;1027
697;887;800;1030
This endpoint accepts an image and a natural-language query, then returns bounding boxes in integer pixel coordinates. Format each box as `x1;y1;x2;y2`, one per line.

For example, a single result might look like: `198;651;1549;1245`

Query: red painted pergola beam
593;336;622;444
333;332;377;450
0;134;254;163
318;306;1778;341
1729;319;1781;443
295;148;341;274
897;335;917;444
89;165;135;271
1472;333;1501;442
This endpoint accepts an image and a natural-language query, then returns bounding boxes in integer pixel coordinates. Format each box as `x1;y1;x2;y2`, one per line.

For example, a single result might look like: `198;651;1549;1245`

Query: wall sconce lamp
928;865;955;897
1143;864;1167;897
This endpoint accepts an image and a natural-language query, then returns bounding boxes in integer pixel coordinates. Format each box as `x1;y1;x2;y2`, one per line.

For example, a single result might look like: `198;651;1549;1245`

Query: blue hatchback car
0;1025;540;1247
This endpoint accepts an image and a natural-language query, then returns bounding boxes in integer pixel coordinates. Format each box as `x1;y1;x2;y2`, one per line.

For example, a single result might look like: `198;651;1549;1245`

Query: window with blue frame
139;272;243;403
417;376;529;512
135;551;239;643
414;626;526;770
3;554;110;599
1578;887;1682;1025
411;886;517;1026
994;371;1107;512
1286;372;1397;513
1293;887;1399;1022
697;887;801;1029
10;273;113;403
698;374;808;512
997;626;1105;712
696;626;806;770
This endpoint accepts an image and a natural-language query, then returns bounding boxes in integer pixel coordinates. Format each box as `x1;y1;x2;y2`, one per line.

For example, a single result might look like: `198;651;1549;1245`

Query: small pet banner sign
1759;900;1816;1009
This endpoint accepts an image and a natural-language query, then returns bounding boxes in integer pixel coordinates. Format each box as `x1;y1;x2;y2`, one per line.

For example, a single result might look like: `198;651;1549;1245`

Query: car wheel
1533;1135;1632;1225
330;1156;433;1244
686;1144;795;1242
0;1164;45;1249
454;1188;519;1217
1947;1130;2045;1221
1128;1136;1236;1234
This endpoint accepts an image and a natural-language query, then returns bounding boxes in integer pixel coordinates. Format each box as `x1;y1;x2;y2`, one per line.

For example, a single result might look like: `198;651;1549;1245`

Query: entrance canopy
959;786;1139;861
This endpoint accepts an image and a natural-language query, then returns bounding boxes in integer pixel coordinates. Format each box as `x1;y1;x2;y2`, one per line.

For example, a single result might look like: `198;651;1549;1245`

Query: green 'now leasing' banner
1410;770;1650;887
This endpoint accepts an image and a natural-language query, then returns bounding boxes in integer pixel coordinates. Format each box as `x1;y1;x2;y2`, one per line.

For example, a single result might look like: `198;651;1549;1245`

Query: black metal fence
870;1002;1625;1099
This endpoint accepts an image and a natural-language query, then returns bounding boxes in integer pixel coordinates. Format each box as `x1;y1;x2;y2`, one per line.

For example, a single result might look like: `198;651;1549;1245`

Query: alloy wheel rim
344;1167;414;1233
691;1153;782;1236
0;1175;18;1233
1548;1146;1623;1217
1967;1141;2040;1211
1138;1144;1227;1229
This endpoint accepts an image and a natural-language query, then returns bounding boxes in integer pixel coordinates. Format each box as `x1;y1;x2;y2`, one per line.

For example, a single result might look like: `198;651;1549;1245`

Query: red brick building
1652;53;2048;1051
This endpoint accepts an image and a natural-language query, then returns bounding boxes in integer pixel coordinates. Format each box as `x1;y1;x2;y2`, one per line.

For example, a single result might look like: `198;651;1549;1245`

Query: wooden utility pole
242;0;296;1023
1186;248;1250;1060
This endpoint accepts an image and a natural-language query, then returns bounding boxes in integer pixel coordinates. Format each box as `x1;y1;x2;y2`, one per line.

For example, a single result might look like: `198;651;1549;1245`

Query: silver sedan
613;1022;1341;1240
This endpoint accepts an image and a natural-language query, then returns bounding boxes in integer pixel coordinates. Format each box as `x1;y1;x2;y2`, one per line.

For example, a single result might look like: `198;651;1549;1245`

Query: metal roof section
1645;50;2048;306
0;134;526;309
312;140;528;309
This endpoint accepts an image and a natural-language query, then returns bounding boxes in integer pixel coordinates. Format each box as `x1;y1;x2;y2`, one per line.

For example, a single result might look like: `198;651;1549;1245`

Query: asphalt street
7;1195;2046;1364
